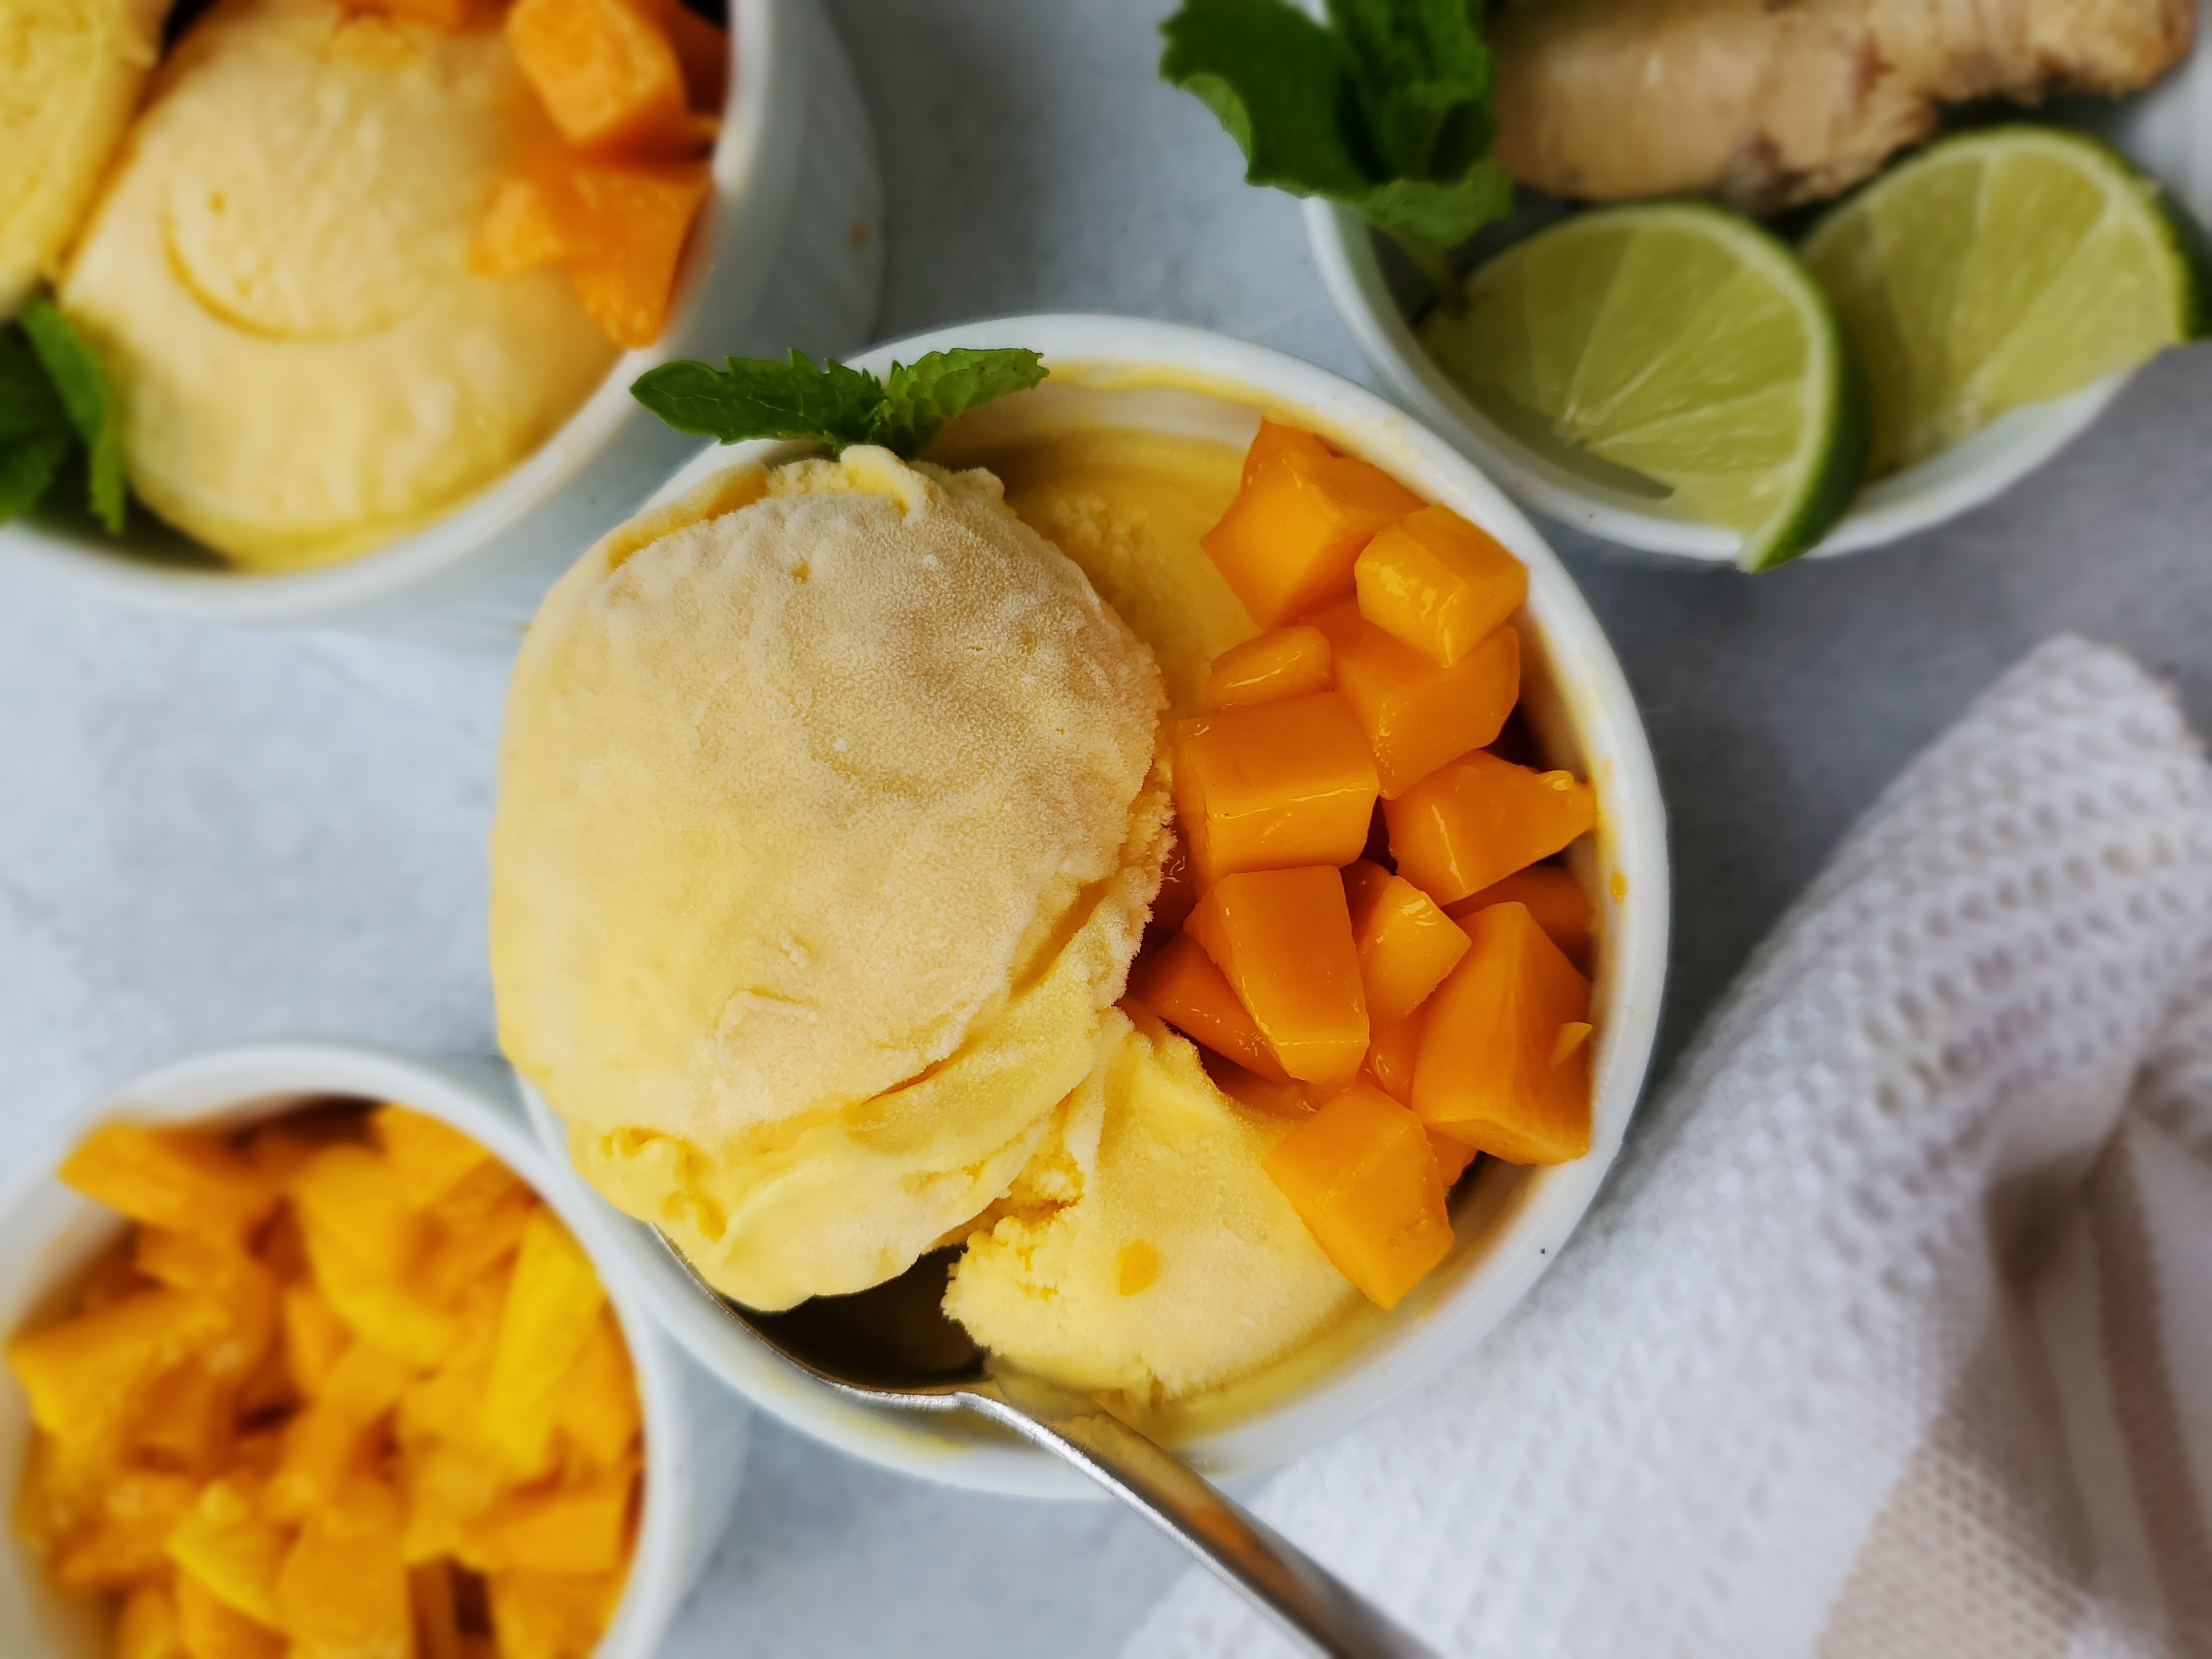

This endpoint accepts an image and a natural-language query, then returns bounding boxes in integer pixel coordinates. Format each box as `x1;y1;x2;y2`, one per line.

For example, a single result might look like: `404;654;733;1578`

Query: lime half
1804;126;2210;477
1421;202;1865;572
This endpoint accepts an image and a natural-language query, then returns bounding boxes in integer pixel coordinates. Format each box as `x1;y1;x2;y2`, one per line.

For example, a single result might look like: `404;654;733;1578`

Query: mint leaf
0;327;76;526
1160;0;1511;277
20;298;125;533
631;346;1048;458
878;348;1047;455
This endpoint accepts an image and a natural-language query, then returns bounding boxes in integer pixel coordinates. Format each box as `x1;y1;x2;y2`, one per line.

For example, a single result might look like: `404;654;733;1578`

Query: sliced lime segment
1423;202;1865;572
1804;126;2209;477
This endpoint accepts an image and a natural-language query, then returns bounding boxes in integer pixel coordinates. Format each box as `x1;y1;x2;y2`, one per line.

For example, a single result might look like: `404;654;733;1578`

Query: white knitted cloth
1127;637;2212;1659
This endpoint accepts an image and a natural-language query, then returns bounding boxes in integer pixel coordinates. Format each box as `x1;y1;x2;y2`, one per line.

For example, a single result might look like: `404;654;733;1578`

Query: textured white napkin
1127;636;2212;1659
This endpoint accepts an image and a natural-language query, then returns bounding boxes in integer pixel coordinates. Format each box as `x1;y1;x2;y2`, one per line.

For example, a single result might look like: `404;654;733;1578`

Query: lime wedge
1804;127;2209;477
1422;202;1865;572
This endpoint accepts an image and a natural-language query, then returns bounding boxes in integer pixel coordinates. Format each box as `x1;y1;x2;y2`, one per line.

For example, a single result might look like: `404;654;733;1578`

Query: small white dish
1;0;884;646
1306;198;2129;564
513;312;1672;1499
0;1041;748;1659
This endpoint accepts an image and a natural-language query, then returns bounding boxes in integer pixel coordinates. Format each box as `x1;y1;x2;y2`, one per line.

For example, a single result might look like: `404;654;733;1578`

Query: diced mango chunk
1240;417;1333;487
1199;452;1425;629
506;0;691;154
129;1361;234;1476
116;1578;186;1659
8;1289;222;1451
300;1222;455;1370
481;1210;608;1479
289;1147;425;1284
1205;625;1333;710
1447;862;1595;970
1201;1054;1315;1118
1170;693;1378;888
1125;933;1291;1084
1429;1131;1479;1186
554;1310;642;1472
53;1471;200;1595
371;1107;494;1212
487;1568;627;1659
58;1125;276;1245
263;1406;376;1525
279;1286;350;1401
1362;1012;1423;1104
276;1478;411;1659
1353;504;1527;667
1308;599;1519;798
1414;902;1594;1164
134;1231;277;1382
465;1463;635;1575
1384;750;1598;904
1261;1081;1452;1308
1187;868;1369;1093
167;1479;288;1630
175;1567;285;1659
1342;860;1471;1027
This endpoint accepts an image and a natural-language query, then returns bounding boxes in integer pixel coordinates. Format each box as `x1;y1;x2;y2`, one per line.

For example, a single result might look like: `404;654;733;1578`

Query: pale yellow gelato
0;0;167;314
58;0;614;570
492;449;1171;1311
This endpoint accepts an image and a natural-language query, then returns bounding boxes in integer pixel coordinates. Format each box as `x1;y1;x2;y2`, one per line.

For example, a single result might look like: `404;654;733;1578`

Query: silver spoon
655;1237;1436;1658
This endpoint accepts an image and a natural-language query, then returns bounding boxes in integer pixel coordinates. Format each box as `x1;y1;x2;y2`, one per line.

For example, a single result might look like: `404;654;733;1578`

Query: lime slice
1804;126;2210;477
1421;202;1865;572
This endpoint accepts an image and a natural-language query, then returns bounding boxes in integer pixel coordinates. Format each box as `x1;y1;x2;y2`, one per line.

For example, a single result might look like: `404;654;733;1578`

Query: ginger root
1490;0;2194;212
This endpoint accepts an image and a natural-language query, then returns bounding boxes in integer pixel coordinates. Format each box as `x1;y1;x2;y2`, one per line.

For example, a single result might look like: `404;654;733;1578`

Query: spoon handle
959;1384;1436;1659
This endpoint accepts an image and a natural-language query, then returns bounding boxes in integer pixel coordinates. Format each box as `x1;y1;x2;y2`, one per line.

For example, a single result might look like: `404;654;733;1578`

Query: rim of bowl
1304;199;2128;562
516;312;1674;1499
0;1041;702;1659
0;0;797;621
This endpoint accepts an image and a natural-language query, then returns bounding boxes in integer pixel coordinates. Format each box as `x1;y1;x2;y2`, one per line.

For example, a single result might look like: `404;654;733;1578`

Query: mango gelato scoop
57;0;615;570
492;449;1173;1312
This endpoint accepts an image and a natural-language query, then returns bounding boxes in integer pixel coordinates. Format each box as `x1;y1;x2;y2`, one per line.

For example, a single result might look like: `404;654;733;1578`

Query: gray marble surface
6;1;2212;1655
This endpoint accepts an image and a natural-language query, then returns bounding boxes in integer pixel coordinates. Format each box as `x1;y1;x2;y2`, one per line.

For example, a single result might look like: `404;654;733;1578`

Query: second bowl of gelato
494;314;1670;1497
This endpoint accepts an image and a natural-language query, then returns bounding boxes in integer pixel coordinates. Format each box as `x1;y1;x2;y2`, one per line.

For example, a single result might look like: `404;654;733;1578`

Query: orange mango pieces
1187;868;1369;1093
1200;452;1424;629
167;1479;289;1630
276;1477;412;1659
116;1579;185;1659
1205;625;1333;709
8;1288;223;1452
1125;933;1291;1084
481;1209;608;1480
1202;1054;1316;1119
1261;1082;1452;1308
465;1463;636;1575
1342;860;1471;1027
1414;902;1594;1164
371;1105;495;1212
58;1124;276;1245
1353;504;1528;667
1429;1132;1479;1186
555;1310;642;1471
175;1567;285;1659
1446;862;1595;970
1384;749;1598;904
506;0;692;155
1362;1012;1423;1104
1170;693;1378;888
1308;599;1519;798
1240;417;1333;487
487;1568;627;1659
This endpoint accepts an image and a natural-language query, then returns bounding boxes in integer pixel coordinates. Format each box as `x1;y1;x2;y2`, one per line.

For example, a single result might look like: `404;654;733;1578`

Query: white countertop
8;1;2212;1654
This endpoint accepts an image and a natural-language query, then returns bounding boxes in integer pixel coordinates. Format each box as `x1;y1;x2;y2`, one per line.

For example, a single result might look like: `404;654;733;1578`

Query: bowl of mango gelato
492;314;1670;1497
0;0;882;645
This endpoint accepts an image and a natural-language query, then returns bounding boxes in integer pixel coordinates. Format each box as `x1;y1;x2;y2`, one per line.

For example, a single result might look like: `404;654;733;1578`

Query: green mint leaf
20;298;125;533
1352;161;1514;250
877;348;1047;456
1160;0;1373;201
0;326;76;526
630;350;887;448
1327;0;1493;180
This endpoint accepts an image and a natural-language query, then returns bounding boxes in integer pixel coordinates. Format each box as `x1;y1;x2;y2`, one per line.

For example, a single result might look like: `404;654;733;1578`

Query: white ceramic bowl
0;1041;749;1659
514;312;1672;1499
1;0;883;646
1307;198;2130;564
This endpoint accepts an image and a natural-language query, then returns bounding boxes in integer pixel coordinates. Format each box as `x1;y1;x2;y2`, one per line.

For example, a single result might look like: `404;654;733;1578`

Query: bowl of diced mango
0;1042;746;1659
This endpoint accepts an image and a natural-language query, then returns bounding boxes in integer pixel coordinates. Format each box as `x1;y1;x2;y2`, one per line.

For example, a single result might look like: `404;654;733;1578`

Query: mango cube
58;1125;275;1245
276;1478;411;1659
370;1107;494;1212
134;1231;277;1381
263;1406;375;1524
1261;1081;1452;1308
1341;860;1471;1027
1353;504;1527;667
1385;750;1598;904
1362;1012;1424;1104
1307;599;1519;798
1199;452;1424;629
1429;1131;1479;1186
487;1568;627;1659
1170;693;1378;888
174;1568;285;1659
1125;933;1291;1084
8;1289;222;1451
1414;902;1594;1163
279;1286;349;1401
116;1579;185;1659
465;1463;636;1575
52;1471;199;1594
554;1311;642;1471
1186;868;1369;1093
300;1223;455;1370
1205;625;1333;710
167;1479;289;1630
1240;417;1332;487
505;0;691;154
482;1210;608;1479
1202;1056;1316;1119
129;1361;234;1475
1447;862;1595;970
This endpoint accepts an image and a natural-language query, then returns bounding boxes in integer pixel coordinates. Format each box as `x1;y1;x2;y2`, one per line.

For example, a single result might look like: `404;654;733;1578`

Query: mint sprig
631;347;1048;457
1160;0;1511;295
1;297;127;533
